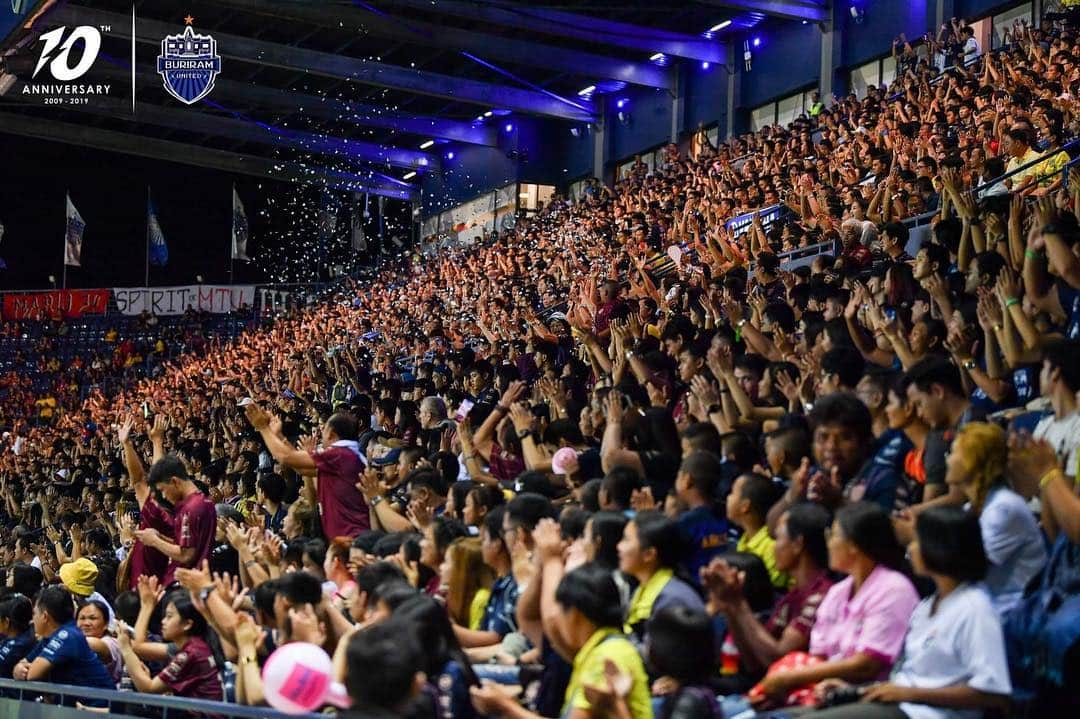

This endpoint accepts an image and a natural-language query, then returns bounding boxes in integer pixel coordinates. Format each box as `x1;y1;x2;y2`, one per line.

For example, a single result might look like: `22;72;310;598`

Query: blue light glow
504;123;514;133
752;37;761;47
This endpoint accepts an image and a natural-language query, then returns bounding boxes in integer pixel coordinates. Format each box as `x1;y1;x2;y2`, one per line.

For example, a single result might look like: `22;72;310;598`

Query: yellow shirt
736;525;791;590
468;588;491;630
1007;148;1042;187
625;567;672;633
564;628;653;719
1034;149;1070;188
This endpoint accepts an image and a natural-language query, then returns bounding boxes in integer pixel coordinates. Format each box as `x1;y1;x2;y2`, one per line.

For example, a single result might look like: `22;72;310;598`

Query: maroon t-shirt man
131;498;174;588
310;443;369;539
163;491;216;586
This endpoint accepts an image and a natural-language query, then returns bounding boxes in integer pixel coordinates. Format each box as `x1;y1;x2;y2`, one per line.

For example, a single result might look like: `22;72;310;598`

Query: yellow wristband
1039;468;1064;489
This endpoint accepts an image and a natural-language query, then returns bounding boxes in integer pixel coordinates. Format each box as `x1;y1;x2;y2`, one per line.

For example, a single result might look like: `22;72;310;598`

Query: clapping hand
136;574;164;607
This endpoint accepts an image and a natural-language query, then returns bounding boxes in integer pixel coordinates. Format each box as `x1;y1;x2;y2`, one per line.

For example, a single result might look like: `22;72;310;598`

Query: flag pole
61;194;67;290
145;186;150;287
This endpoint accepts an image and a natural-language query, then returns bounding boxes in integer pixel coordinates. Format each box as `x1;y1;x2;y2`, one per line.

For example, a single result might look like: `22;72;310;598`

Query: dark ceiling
0;1;795;197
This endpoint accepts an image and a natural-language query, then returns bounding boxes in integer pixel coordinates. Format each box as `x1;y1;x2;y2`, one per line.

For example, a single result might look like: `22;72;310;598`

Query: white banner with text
112;285;256;316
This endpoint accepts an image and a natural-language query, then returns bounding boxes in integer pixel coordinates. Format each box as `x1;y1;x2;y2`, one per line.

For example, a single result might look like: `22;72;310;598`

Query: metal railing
0;678;322;719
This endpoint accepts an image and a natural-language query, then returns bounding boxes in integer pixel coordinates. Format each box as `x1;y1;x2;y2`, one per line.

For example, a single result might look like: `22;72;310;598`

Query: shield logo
156;25;221;105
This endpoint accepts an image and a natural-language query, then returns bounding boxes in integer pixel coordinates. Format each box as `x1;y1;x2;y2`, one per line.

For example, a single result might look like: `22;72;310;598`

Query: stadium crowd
0;11;1077;719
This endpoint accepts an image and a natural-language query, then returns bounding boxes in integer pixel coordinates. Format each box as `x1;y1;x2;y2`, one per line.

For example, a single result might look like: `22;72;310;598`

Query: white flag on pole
232;186;250;261
64;193;85;267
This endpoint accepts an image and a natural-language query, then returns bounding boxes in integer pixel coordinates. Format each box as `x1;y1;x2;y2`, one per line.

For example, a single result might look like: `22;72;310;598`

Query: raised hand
136;574;163;607
499;380;527;408
117;415;135;445
243;403;270;431
148;414;168;443
356;468;387;503
507;402;534;433
532;517;566;562
1007;432;1061;500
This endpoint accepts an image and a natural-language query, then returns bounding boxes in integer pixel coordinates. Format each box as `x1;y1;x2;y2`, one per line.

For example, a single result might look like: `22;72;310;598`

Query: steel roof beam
7;92;435;174
382;0;726;64
80;56;499;148
693;1;828;24
0;111;415;199
55;4;596;121
216;0;673;90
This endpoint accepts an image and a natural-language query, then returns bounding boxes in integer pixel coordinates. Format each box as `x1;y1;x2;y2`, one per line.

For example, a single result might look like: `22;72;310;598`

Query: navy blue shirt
0;628;35;685
678;505;728;582
1058;283;1080;339
0;626;34;690
26;621;116;697
847;429;913;511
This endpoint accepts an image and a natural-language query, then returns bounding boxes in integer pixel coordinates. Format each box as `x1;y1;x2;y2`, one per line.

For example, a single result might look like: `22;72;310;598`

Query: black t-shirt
209;542;239;576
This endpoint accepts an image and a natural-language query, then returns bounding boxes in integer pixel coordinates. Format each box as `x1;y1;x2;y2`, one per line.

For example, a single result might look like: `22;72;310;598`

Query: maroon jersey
163;491;216;586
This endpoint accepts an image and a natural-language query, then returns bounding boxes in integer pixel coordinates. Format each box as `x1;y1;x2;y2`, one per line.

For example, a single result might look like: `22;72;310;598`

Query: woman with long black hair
117;586;223;701
797;506;1012;718
0;594;35;679
749;502;919;711
618;511;705;641
394;593;479;719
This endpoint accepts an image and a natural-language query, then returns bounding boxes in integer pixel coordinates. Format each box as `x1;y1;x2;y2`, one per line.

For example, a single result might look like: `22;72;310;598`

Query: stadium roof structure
0;1;820;199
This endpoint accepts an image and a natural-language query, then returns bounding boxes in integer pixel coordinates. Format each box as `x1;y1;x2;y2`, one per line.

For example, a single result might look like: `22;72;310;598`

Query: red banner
2;289;110;320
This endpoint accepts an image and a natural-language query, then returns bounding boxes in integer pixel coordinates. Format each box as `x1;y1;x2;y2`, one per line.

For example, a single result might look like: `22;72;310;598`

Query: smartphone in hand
454;399;475;423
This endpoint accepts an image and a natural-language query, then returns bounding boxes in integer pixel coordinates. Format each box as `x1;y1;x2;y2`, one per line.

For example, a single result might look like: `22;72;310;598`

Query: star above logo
184;15;195;25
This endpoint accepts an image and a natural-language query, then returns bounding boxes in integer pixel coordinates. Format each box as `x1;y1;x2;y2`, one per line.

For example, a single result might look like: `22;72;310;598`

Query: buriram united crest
157;22;221;105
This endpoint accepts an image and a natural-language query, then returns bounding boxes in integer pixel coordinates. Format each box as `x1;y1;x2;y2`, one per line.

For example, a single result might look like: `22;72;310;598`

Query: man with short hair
246;405;369;539
1034;340;1080;477
880;222;912;263
906;357;972;501
345;620;426;718
135;455;216;586
675;451;728;578
727;472;787;589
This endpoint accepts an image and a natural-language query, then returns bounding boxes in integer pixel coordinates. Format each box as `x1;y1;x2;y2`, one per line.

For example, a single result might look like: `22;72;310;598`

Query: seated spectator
748;503;918;711
942;422;1046;613
797;506;1011;719
117;587;223;700
471;563;653;719
441;537;495;631
0;594;35;679
346;620;427;716
703;503;833;695
13;586;116;700
619;511;705;640
394;595;479;719
728;472;789;590
76;600;121;684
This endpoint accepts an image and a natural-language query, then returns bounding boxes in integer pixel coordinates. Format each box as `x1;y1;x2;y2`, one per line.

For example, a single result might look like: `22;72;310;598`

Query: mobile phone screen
454;399;475;422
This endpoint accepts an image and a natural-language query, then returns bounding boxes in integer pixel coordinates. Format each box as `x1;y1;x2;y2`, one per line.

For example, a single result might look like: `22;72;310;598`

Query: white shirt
892;584;1011;719
978;487;1047;614
1033;410;1080;476
963;37;980;61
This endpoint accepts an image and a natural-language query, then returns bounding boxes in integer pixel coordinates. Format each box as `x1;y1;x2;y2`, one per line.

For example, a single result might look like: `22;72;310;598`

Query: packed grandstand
0;6;1078;719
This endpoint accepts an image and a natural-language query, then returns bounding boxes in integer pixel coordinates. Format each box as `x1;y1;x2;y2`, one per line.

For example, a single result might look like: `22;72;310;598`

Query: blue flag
148;193;168;266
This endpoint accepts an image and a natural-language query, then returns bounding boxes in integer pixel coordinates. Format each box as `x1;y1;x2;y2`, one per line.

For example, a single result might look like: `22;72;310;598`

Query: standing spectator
135;455;216;586
245;404;369;539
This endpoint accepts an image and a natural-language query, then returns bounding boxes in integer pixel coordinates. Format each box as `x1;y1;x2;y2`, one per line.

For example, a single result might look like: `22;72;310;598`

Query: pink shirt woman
810;563;919;672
